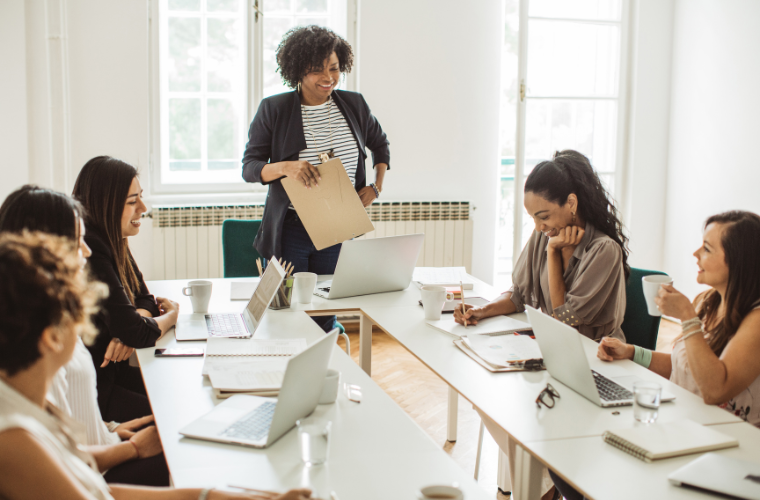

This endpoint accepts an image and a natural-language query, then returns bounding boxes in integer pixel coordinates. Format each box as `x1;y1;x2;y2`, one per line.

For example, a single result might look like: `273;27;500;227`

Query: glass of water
633;381;661;423
297;418;331;466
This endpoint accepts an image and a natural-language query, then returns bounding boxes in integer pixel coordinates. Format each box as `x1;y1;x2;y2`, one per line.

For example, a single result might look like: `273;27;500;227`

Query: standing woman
455;150;630;341
242;25;390;332
72;156;180;423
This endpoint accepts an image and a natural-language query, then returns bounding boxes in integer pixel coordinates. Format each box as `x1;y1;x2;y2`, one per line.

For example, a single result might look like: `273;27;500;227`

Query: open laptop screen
244;259;285;330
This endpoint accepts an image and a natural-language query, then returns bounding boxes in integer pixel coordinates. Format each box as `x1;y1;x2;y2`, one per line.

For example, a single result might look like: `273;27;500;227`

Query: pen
460;280;467;328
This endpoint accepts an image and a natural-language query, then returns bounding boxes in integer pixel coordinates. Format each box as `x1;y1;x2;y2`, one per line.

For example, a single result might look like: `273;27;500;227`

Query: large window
155;0;348;192
496;0;629;289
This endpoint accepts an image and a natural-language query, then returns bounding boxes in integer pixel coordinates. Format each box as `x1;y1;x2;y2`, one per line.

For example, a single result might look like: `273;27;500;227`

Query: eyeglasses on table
536;383;561;409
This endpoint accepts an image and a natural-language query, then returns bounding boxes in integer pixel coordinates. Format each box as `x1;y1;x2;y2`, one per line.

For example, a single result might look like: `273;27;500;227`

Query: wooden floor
337;317;681;498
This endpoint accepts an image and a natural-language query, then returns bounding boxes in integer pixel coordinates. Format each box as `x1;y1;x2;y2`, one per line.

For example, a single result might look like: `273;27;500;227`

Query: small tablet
418;296;490;313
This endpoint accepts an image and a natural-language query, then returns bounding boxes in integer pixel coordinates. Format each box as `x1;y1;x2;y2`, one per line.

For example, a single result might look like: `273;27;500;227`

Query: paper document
413;267;475;289
231;280;259;300
202;338;307;375
465;334;542;367
426;315;530;338
207;359;287;391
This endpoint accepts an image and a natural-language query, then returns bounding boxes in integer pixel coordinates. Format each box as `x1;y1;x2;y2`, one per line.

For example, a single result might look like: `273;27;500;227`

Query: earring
571;212;576;224
297;82;301;93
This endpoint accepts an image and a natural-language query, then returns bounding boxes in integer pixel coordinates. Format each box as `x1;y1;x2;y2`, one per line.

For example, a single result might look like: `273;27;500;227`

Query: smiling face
524;191;579;237
299;51;340;104
693;222;730;291
120;177;146;238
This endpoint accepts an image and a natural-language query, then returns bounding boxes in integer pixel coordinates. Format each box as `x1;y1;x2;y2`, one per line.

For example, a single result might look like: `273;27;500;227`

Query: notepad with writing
603;419;738;463
201;337;307;375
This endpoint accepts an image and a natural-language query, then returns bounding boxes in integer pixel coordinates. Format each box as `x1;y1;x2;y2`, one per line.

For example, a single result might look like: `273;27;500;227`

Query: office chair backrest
620;267;668;350
221;219;264;278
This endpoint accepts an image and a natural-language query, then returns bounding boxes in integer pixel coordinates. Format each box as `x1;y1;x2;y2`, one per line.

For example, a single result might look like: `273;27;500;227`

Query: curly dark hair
0;232;105;376
276;25;354;89
525;150;631;280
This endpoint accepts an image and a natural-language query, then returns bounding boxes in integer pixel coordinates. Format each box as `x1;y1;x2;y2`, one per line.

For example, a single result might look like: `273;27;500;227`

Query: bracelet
198;489;212;500
632;345;653;368
369;183;380;199
681;317;701;330
128;439;140;459
681;327;704;342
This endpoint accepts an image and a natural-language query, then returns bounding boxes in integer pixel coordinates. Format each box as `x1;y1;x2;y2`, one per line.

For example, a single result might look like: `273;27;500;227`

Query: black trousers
104;452;170;486
102;367;152;423
549;469;586;500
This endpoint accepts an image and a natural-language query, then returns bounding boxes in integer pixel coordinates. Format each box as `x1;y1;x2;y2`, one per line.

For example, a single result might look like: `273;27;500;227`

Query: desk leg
511;440;544;500
359;313;372;376
446;387;458;442
497;449;512;494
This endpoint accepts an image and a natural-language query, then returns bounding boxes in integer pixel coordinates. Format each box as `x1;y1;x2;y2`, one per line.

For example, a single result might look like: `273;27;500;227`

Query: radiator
151;202;472;280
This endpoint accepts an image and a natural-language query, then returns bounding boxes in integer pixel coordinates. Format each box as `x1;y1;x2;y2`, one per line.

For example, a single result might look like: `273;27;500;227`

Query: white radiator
150;202;472;280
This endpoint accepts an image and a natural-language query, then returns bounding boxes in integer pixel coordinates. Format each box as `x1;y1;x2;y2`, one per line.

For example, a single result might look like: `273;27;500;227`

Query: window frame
148;0;357;197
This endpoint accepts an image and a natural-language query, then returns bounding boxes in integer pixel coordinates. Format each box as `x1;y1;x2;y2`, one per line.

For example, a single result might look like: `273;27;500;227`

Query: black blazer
84;227;161;413
242;89;390;259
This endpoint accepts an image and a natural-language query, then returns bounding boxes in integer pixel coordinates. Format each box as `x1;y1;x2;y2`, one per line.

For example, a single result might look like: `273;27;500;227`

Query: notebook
426;314;531;338
603;419;739;462
413;267;475;290
201;337;308;375
669;453;760;499
464;333;542;367
207;358;287;398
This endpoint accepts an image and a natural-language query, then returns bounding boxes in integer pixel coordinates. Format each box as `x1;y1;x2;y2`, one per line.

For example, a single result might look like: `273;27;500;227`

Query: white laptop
175;259;286;341
314;234;424;299
669;453;760;500
180;329;338;448
525;306;675;407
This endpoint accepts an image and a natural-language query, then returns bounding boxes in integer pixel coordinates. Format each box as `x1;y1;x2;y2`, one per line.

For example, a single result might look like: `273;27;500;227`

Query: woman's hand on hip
547;226;585;253
358;186;377;207
597;337;634;361
283;161;321;189
654;284;697;321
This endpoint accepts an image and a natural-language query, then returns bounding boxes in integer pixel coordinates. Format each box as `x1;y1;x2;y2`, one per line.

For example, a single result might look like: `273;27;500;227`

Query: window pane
524;99;617;172
296;0;328;14
527;21;619;97
207;0;237;12
207;18;239;92
265;0;293;14
168;17;201;92
169;161;201;171
209;161;237;170
207;99;236;160
169;0;199;11
169;98;201;160
529;0;621;21
263;17;295;97
296;17;329;28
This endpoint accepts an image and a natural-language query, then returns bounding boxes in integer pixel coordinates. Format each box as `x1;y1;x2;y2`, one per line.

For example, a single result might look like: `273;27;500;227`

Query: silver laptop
175;259;286;341
179;329;338;448
669;453;760;500
315;234;424;299
525;306;675;407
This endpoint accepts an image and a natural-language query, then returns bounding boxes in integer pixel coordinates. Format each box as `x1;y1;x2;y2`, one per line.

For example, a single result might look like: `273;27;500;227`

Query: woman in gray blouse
455;149;629;341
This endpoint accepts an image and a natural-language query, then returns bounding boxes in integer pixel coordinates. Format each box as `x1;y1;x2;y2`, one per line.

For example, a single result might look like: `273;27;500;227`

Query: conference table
141;272;754;500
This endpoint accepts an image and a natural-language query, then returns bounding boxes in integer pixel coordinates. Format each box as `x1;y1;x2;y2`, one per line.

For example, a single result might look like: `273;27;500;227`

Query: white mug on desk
420;286;454;321
642;275;673;316
182;280;213;313
293;272;318;304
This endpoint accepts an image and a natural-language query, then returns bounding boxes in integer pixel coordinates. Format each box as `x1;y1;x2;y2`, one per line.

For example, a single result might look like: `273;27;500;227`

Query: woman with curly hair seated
242;25;390;333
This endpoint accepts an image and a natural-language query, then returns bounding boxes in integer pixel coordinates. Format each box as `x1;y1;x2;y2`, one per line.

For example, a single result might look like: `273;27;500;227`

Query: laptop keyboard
592;371;633;402
205;314;247;336
219;401;276;442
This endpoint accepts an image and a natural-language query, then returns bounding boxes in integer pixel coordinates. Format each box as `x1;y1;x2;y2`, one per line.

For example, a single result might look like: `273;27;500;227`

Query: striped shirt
290;97;360;209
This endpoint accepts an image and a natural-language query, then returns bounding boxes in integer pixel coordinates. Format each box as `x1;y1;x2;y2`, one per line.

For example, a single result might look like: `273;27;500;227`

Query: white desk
139;282;491;499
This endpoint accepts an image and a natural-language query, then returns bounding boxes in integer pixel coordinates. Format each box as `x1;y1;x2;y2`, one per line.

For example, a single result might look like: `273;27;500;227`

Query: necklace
302;96;335;164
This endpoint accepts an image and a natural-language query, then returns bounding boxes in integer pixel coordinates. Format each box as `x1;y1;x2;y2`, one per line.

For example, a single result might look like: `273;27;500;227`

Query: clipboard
281;158;375;251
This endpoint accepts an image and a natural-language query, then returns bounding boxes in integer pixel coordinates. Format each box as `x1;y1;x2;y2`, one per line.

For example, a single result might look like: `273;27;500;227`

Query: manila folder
281;158;374;251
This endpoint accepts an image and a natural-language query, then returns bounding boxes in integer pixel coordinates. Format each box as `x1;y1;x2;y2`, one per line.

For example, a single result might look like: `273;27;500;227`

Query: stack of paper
464;334;542;368
413;267;476;290
425;314;530;338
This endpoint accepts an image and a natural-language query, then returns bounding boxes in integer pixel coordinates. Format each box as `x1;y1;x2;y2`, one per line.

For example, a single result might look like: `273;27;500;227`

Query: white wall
0;0;30;201
663;0;760;299
358;0;503;283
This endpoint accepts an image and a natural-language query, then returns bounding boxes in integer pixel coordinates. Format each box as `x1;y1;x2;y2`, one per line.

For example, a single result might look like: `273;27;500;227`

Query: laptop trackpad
610;374;676;402
206;406;248;424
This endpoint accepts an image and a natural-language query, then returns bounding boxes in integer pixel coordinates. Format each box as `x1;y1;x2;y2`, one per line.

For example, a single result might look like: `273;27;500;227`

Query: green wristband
632;345;652;368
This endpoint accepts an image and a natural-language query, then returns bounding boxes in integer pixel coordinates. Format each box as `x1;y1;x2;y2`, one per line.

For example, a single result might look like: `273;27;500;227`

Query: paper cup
293;272;318;304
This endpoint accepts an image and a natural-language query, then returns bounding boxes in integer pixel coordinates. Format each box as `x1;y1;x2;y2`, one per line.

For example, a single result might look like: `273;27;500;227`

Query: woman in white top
0;231;311;500
598;210;760;425
0;185;168;485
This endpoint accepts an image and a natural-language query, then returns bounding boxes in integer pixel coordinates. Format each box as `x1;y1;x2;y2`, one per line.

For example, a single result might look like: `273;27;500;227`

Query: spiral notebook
603;419;738;463
201;338;307;375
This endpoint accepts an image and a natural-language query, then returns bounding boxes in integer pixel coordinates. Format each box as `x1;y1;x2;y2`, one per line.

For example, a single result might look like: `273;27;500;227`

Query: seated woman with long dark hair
0;185;169;486
72;156;180;423
0;231;311;500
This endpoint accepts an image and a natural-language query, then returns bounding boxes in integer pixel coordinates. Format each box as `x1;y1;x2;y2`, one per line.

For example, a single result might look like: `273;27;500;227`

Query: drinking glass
297;417;331;466
633;381;661;423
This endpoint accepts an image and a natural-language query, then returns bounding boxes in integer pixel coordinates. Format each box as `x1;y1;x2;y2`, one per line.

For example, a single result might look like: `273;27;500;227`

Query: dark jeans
280;210;341;333
549;469;586;500
102;366;153;423
104;452;170;486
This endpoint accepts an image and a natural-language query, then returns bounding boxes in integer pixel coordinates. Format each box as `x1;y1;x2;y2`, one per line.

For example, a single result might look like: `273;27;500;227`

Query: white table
139;281;491;499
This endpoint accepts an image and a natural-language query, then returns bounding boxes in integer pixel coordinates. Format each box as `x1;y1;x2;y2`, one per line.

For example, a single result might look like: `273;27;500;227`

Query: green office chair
621;267;668;350
221;219;349;354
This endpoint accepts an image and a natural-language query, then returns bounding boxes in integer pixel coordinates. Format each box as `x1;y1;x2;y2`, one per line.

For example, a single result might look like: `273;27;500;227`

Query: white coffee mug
642;275;673;316
417;484;463;500
420;286;455;321
293;272;318;304
319;369;340;404
182;280;213;313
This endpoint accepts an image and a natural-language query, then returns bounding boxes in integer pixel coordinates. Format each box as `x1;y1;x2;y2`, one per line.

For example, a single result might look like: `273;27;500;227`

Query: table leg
446;386;458;442
497;449;512;495
511;439;544;500
359;313;372;376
